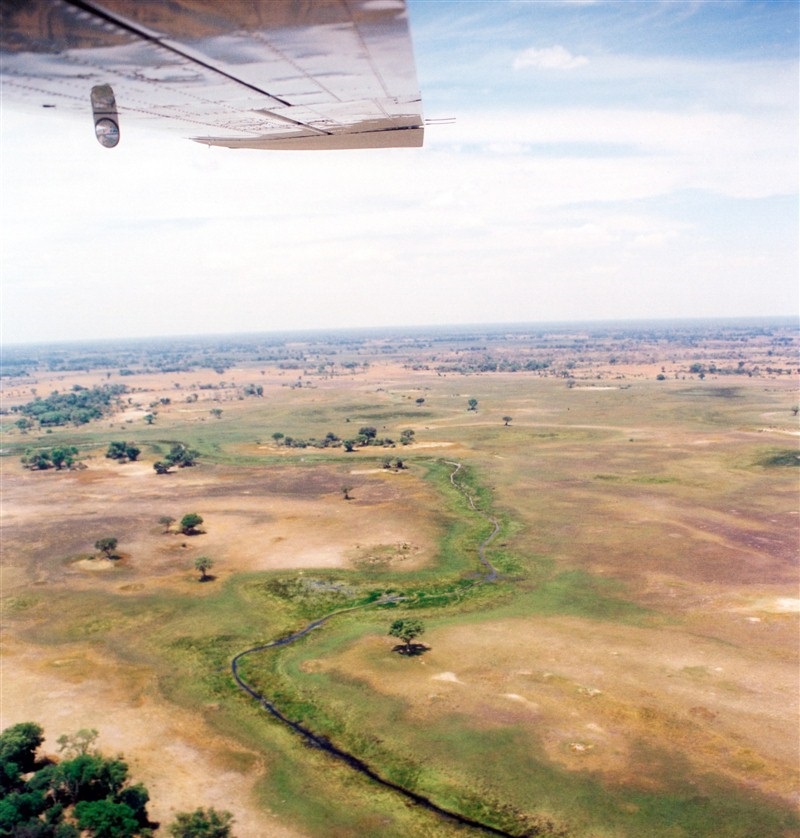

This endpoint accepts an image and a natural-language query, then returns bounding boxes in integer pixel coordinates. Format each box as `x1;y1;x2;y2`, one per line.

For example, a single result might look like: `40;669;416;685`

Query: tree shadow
198;574;217;583
392;643;430;657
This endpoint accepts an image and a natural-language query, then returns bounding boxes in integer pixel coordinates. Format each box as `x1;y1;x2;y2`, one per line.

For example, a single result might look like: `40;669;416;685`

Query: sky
1;0;797;345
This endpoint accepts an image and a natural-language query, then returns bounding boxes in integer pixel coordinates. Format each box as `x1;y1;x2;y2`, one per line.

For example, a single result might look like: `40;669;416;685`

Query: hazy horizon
2;314;797;354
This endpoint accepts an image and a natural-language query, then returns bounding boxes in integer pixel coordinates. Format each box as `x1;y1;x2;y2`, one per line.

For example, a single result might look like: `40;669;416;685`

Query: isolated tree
389;618;425;654
342;439;356;453
180;513;204;535
502;416;512;426
341;485;353;500
467;398;478;411
144;413;156;425
57;728;98;758
94;537;118;559
400;429;415;445
272;432;284;444
194;556;214;581
168;807;234;838
210;408;223;419
415;397;425;406
158;515;175;533
153;460;172;475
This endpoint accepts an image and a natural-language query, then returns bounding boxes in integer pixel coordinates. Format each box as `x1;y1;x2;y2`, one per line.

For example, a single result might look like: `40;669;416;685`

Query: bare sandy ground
0;638;304;837
0;455;442;835
0;458;442;587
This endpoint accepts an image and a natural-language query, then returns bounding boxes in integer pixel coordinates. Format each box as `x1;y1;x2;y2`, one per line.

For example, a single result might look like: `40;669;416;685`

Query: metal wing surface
0;0;424;149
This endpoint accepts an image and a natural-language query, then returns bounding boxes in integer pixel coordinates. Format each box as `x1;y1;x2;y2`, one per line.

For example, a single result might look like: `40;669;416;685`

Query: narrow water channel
231;461;526;837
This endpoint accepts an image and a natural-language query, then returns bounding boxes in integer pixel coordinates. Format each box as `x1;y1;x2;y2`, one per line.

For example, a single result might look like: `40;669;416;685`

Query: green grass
758;448;800;467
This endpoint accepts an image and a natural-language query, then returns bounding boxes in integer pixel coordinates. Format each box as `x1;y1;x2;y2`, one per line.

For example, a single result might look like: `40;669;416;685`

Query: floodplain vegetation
1;320;798;838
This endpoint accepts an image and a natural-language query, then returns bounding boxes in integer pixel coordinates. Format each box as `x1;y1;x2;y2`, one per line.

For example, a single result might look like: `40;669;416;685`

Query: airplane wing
0;0;424;149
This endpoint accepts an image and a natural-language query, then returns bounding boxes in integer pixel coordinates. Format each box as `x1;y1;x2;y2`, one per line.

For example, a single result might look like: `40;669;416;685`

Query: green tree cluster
0;723;234;838
271;430;340;449
21;446;79;471
0;722;147;837
153;443;200;474
13;384;127;427
106;441;141;462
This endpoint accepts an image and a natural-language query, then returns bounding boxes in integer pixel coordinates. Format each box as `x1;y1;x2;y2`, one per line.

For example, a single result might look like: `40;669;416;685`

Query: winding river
230;461;524;837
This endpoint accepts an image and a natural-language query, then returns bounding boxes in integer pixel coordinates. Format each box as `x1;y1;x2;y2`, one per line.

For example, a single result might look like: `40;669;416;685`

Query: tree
144;413;155;425
341;485;353;500
272;432;284;444
389;618;425;654
415;397;425;406
1;723;152;837
400;429;415;445
0;789;49;831
502;416;512;426
194;556;214;581
51;446;78;469
158;515;175;533
209;408;223;419
180;513;204;535
51;753;129;803
56;728;98;758
106;441;140;462
94;537;118;560
0;722;44;773
168;807;234;838
153;460;172;475
166;443;200;468
467;398;478;411
21;449;52;470
74;799;140;838
342;439;356;453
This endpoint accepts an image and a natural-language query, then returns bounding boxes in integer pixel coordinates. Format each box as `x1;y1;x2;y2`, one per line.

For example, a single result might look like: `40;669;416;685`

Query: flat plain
1;321;798;837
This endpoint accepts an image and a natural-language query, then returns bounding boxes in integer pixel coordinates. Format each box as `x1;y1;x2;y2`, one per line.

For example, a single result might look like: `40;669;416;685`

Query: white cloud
513;45;589;71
